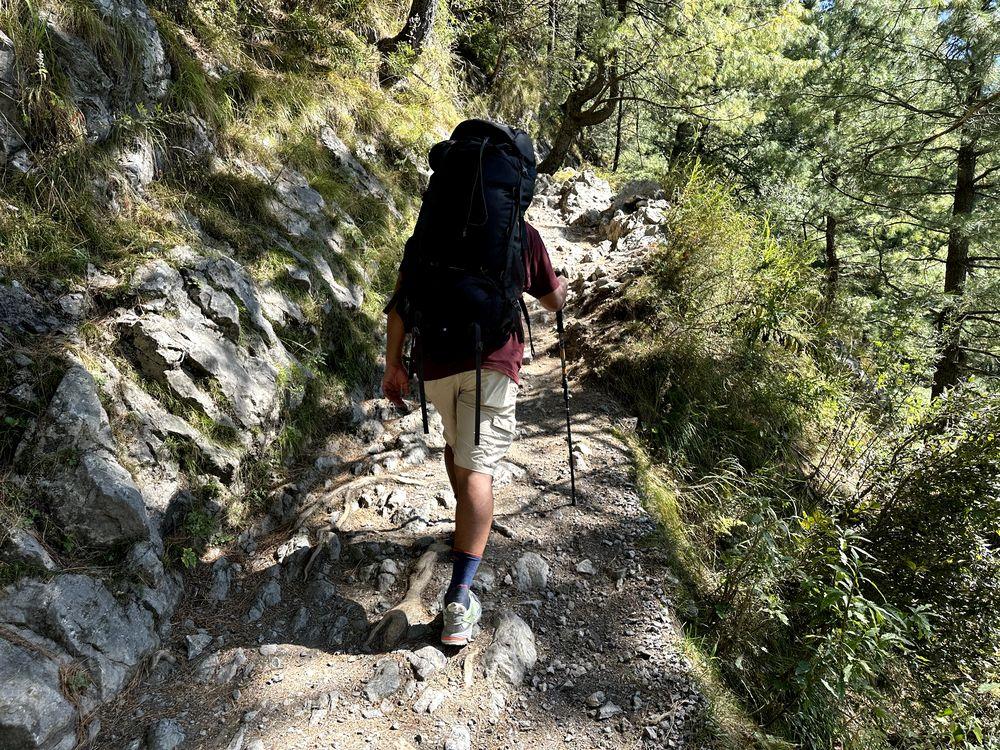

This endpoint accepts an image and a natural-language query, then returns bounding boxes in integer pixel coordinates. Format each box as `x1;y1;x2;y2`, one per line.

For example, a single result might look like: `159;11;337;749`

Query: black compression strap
474;323;482;447
519;297;535;357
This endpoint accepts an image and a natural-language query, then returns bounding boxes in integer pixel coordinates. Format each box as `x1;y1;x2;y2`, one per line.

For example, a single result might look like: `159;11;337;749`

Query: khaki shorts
423;369;517;476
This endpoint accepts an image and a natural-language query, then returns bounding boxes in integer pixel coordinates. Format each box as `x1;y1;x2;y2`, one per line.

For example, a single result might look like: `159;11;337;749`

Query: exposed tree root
365;542;449;652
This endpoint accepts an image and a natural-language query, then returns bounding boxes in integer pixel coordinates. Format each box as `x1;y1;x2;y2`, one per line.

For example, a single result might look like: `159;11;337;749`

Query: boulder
557;170;613;225
22;365;150;548
0;637;76;750
482;610;537;685
512;552;549;591
0;528;57;572
0;574;160;699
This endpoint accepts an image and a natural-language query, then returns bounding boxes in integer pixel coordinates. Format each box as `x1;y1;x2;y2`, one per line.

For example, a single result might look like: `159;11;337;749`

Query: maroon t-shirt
423;222;559;385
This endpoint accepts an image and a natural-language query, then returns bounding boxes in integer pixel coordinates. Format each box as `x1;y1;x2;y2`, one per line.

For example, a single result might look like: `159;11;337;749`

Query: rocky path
93;176;711;750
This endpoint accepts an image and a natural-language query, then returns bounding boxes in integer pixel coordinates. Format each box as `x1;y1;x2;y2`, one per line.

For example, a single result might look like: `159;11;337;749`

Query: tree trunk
671;121;696;161
539;115;582;173
822;110;842;307
548;0;557;57
931;136;977;396
377;0;437;86
824;212;839;305
612;93;625;171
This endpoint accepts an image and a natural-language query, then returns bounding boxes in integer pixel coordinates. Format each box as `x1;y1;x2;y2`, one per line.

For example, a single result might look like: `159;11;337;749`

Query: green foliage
180;547;198;569
607;166;1000;748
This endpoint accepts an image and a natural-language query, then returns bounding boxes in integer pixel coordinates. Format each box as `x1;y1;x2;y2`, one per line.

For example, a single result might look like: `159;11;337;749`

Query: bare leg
452;464;494;557
444;445;459;497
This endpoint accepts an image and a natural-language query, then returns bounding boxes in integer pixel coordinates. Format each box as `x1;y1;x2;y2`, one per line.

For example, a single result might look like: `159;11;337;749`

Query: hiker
381;120;568;646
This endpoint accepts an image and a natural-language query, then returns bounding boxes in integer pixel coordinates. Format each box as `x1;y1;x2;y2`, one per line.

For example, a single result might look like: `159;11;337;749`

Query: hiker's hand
382;362;410;407
540;274;569;312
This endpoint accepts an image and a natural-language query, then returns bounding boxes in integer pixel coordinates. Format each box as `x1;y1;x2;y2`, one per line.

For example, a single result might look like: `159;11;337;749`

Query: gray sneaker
440;590;481;646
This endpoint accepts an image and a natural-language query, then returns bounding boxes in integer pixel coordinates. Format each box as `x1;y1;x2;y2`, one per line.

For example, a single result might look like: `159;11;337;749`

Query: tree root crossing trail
95;173;715;750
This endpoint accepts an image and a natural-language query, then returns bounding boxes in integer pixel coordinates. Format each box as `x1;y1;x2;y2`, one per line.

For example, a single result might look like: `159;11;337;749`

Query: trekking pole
556;310;577;506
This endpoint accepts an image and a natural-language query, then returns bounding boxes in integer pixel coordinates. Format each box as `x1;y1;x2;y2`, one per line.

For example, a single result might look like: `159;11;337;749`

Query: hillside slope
0;0;460;746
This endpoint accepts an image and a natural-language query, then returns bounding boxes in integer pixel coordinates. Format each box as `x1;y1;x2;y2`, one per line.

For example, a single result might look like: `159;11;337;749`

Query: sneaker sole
440;632;472;646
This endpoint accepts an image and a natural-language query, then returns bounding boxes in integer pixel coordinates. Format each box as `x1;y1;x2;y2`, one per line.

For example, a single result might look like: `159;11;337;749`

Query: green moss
625;433;715;596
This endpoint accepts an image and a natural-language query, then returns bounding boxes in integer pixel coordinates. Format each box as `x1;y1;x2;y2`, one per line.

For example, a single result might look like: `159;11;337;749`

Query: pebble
596;702;622;720
443;724;472;750
576;559;598;576
146;719;185;750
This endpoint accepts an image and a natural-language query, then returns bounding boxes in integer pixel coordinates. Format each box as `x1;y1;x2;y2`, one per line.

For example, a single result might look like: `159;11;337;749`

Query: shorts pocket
480;372;517;408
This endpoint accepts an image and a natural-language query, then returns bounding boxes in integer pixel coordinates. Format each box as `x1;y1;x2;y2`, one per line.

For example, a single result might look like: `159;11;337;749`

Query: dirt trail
94;202;711;750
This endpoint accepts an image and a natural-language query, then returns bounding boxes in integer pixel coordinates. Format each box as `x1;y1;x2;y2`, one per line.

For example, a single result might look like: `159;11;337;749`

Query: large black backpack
387;119;537;444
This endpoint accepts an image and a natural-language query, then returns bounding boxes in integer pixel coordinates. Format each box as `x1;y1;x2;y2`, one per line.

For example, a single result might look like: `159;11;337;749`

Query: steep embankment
80;173;730;750
0;1;454;747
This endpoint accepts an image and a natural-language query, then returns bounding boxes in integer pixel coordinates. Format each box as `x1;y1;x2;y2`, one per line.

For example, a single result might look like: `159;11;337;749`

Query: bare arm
386;305;406;367
538;275;568;312
382;278;409;406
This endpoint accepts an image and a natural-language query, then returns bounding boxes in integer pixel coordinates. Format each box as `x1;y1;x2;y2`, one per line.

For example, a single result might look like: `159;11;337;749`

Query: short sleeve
523;223;559;300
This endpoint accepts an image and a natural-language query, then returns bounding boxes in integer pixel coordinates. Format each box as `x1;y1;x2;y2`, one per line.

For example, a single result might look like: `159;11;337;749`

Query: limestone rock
185;632;212;660
0;31;23;161
513;552;549;591
558;170;613;225
443;724;472;750
364;658;402;702
247;580;281;622
146;718;185;750
208;558;233;602
22;365;150;547
0;574;159;699
482;610;537;685
0;283;52;335
186;279;241;342
575;559;597;576
596;701;622;720
318;126;400;218
0;637;75;750
0;528;57;572
412;686;447;714
406;646;447;681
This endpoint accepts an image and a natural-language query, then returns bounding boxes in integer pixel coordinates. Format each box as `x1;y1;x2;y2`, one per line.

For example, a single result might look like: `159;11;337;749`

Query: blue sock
445;549;482;608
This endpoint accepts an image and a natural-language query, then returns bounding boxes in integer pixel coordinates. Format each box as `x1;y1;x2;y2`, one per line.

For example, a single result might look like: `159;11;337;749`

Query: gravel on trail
92;177;715;750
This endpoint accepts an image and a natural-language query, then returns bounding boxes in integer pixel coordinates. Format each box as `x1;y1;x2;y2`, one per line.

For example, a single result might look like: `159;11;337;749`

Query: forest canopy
450;0;1000;746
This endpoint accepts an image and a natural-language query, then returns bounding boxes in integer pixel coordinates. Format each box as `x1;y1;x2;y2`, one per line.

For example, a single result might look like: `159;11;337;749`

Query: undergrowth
604;166;1000;749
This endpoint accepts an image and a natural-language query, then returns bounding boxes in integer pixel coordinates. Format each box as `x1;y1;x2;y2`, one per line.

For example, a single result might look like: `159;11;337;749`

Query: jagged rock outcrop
0;563;180;748
17;364;152;548
1;2;414;746
556;170;613;225
0;0;169;167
